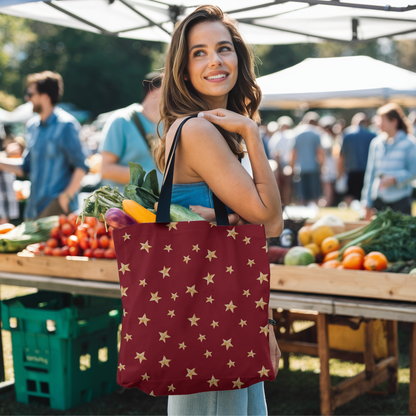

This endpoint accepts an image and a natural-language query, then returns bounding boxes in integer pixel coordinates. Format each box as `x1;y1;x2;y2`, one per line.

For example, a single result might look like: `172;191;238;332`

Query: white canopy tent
257;55;416;109
1;1;416;45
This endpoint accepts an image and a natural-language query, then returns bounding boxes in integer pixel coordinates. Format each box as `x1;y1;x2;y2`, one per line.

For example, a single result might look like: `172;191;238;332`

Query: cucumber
170;204;206;222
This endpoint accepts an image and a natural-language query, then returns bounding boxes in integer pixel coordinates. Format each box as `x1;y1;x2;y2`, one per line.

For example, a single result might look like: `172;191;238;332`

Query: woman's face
186;21;238;108
379;114;398;136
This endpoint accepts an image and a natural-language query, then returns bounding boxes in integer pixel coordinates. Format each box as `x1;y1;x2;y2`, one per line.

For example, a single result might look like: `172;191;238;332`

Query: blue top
293;125;322;173
361;130;416;207
99;103;164;191
22;107;88;219
340;126;376;172
171;182;214;209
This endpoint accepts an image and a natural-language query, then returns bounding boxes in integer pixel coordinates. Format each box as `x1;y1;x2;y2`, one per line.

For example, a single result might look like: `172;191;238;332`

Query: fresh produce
409;268;416;275
297;225;312;246
342;246;365;259
0;223;15;234
123;200;156;223
321;259;341;269
363;252;387;271
386;260;416;274
311;225;334;246
104;208;137;229
284;246;315;266
323;250;339;263
268;246;290;264
321;236;340;255
343;253;364;270
304;243;320;256
311;214;345;234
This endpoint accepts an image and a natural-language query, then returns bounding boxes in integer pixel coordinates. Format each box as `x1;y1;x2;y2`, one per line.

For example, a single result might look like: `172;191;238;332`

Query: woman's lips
204;74;229;83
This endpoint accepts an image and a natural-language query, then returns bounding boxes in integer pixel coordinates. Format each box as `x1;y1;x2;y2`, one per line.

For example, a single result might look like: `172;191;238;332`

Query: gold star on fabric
227;227;238;240
171;293;179;301
255;297;267;310
259;325;270;336
221;338;233;350
188;314;200;326
203;273;215;285
224;300;237;313
164;244;173;252
167;222;178;231
239;319;247;327
257;272;269;284
247;350;256;358
232;377;244;389
204;350;212;358
227;359;235;368
178;342;187;350
159;356;171;368
119;264;130;275
206;296;214;304
167;310;175;318
186;368;197;380
211;320;219;329
149;391;155;396
118;363;125;371
207;375;219;387
124;333;132;342
159;330;171;343
209;222;217;228
150;291;162;303
192;244;200;252
134;351;147;363
186;285;198;297
120;286;128;297
159;266;171;278
258;366;271;378
183;255;191;264
206;250;217;261
243;289;251;297
226;266;234;274
122;233;131;241
123;309;128;317
167;384;176;392
247;259;255;267
140;240;152;253
243;236;251;244
141;373;150;381
198;334;206;342
262;244;268;253
139;279;147;287
138;314;150;326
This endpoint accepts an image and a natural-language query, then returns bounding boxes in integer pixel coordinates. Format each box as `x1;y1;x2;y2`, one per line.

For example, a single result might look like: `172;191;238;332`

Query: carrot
122;200;156;223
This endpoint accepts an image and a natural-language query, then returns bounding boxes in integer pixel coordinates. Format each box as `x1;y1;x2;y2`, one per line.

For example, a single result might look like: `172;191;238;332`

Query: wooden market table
0;254;415;415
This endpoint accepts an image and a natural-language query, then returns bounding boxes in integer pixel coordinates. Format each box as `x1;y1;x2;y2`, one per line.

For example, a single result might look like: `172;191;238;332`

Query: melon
284;246;315;266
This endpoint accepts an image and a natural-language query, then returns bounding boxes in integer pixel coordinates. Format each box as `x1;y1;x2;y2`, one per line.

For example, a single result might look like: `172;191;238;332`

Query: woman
362;103;416;219
154;5;283;415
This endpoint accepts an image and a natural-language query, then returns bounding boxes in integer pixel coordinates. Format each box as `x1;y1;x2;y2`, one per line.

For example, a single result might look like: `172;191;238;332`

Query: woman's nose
208;52;223;67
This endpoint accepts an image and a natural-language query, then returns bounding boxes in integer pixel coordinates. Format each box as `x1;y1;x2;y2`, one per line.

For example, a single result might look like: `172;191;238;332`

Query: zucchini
170;204;205;222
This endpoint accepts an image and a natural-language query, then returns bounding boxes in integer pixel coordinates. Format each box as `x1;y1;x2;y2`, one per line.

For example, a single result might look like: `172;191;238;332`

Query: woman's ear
184;73;189;81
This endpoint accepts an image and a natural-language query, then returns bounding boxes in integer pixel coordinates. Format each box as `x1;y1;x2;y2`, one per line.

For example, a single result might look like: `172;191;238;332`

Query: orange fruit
342;253;364;270
311;225;334;247
321;259;341;269
363;251;388;271
342;246;365;259
298;226;312;246
323;250;339;263
321;237;340;255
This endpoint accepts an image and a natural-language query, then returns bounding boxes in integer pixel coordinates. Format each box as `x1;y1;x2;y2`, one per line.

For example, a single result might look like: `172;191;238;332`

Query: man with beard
0;71;88;219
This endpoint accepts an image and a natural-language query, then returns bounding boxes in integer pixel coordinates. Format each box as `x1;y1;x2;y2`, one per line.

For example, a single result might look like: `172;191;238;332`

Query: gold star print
192;244;200;252
227;359;235;368
204;350;212;358
159;356;171;368
211;320;219;329
258;366;271;378
141;373;150;381
262;244;268;253
198;334;206;342
186;368;197;380
203;273;215;285
206;250;217;261
259;325;270;336
171;293;179;301
139;279;147;287
119;264;130;275
159;330;171;343
122;233;131;241
221;338;233;350
121;286;128;297
206;296;214;304
118;363;125;371
178;342;187;350
167;222;178;231
224;300;237;313
123;308;127;317
150;291;162;303
247;259;255;267
239;319;247;327
167;310;175;318
150;391;155;396
232;377;244;389
257;272;269;284
138;314;150;326
255;297;267;310
243;289;251;297
134;351;147;363
226;266;234;274
209;222;217;228
188;314;200;326
167;384;176;392
164;245;172;252
159;266;171;278
227;227;238;240
140;240;152;253
186;285;198;297
183;255;191;264
207;375;219;387
124;333;132;342
247;350;256;358
243;236;251;244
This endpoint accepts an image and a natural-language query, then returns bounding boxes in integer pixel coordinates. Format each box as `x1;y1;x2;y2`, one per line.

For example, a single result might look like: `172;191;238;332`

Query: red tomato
52;247;61;256
44;246;53;256
69;246;80;256
46;238;59;248
96;222;106;236
83;248;93;258
104;248;116;259
108;238;115;249
99;235;109;249
89;238;99;250
67;213;78;227
67;235;79;248
50;226;61;239
75;224;89;239
85;217;97;227
79;236;89;251
58;214;68;226
93;248;104;258
61;245;70;256
60;235;68;246
39;242;46;250
61;223;73;236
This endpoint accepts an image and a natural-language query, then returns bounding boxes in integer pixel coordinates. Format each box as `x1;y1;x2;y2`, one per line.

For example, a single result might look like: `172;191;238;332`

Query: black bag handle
156;116;229;226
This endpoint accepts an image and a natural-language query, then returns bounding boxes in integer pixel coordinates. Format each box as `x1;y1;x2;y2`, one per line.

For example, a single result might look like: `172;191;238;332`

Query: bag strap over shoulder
130;107;156;151
156;116;229;226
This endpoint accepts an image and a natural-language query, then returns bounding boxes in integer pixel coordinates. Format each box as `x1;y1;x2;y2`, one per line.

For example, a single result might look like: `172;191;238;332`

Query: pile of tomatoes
40;214;116;259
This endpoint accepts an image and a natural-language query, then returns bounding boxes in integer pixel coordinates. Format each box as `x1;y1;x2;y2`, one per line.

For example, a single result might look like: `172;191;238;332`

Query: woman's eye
219;46;231;52
193;50;205;57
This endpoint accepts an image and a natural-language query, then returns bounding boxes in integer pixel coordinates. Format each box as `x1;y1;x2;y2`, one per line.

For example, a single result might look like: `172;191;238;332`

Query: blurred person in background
291;111;324;205
268;116;294;206
362;103;416;219
0;71;87;219
100;72;163;190
339;113;376;205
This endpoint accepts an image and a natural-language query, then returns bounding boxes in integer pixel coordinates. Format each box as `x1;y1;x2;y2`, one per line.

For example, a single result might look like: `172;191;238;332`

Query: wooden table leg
386;321;399;394
0;285;5;382
317;313;332;415
282;310;291;370
364;320;375;379
410;322;416;416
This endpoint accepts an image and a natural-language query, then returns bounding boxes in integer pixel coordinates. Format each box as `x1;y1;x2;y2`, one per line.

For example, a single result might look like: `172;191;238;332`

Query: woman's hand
269;325;281;379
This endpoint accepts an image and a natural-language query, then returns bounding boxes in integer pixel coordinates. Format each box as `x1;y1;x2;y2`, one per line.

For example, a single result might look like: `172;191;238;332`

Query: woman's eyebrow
189;40;233;52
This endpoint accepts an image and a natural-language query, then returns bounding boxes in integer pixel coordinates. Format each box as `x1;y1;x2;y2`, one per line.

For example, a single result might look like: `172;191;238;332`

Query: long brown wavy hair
154;5;262;172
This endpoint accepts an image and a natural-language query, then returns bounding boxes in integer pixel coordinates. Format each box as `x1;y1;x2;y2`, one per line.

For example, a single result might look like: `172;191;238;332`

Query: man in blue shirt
0;71;88;219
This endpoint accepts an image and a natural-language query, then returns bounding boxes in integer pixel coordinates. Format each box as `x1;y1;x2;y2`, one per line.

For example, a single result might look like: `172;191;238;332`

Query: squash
122;200;156;223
